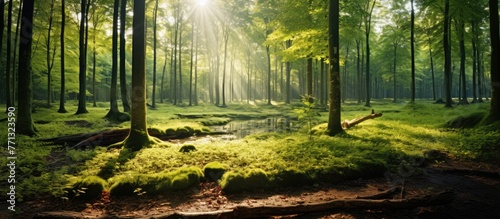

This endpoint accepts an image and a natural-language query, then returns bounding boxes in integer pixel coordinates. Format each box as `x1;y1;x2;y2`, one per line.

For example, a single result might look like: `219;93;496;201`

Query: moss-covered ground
0;99;499;203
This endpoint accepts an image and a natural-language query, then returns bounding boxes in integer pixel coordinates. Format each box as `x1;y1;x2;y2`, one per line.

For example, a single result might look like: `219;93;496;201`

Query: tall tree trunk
152;0;159;108
458;15;469;105
285;40;292;104
92;4;98;107
173;2;179;105
429;36;436;101
189;18;194;106
364;0;376;107
0;2;3;94
105;0;121;120
471;20;478;103
178;9;183;104
46;0;57;107
120;0;131;112
322;58;326;105
247;50;251;104
356;40;361;103
478;44;484;102
17;0;36;136
410;0;416;103
327;0;343;136
489;0;500;119
76;0;89;114
12;0;23;106
393;43;397;102
194;27;199;105
6;0;13;110
222;25;229;107
266;45;272;105
307;57;313;102
124;0;154;151
160;49;168;104
443;0;453;107
58;0;68;113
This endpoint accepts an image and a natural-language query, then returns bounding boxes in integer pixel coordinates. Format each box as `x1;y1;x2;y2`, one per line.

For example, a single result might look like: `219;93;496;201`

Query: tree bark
152;0;159;108
17;0;36;136
123;0;154;151
443;0;453;108
489;0;500;119
105;0;123;121
6;0;13;110
58;0;68;113
120;0;131;112
364;0;376;107
285;40;292;104
471;20;478;103
410;0;415;103
76;0;89;114
189;18;194;106
327;0;343;136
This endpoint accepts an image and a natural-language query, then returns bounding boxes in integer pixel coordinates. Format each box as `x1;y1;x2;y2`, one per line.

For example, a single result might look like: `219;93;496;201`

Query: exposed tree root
33;191;455;219
41;129;232;149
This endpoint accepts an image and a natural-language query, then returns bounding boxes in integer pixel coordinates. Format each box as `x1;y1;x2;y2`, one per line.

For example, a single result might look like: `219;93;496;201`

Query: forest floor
3;152;500;218
1;100;500;218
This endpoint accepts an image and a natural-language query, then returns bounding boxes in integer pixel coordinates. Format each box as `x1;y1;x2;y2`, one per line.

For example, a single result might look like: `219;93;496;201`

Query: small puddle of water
209;117;297;139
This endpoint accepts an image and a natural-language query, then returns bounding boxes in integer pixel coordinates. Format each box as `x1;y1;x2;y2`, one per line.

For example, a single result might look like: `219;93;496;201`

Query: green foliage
294;95;321;138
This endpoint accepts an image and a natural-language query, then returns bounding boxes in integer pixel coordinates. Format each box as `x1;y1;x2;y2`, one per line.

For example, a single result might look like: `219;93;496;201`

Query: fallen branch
33;191;455;219
342;109;383;129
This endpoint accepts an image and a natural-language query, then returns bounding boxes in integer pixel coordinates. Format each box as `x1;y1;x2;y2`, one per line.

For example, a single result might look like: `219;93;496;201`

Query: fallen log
33;191;455;219
342;109;383;129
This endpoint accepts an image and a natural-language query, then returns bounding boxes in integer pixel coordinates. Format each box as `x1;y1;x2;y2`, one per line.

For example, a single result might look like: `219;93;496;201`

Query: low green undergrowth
0;100;498;200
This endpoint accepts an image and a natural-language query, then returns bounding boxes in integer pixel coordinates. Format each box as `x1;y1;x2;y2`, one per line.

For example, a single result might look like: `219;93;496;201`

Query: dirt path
2;160;500;219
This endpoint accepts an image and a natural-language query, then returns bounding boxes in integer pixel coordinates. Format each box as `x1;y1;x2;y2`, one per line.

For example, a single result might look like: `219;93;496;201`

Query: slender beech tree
0;1;4;97
364;0;376;107
105;0;122;120
222;22;229;107
189;17;195;106
152;0;159;108
46;0;57;107
489;0;500;119
178;8;184;104
471;20;478;103
410;0;416;103
285;40;292;104
76;0;89;114
443;0;453;107
17;0;36;136
11;0;22;104
120;0;131;112
123;0;158;151
327;0;343;136
58;0;68;113
6;0;13;110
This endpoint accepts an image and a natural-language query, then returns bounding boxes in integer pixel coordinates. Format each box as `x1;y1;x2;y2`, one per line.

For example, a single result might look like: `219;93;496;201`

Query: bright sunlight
197;0;208;6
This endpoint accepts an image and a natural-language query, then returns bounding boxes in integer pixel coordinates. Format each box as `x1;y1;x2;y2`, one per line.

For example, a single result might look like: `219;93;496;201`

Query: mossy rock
203;162;229;182
220;171;247;193
176;127;193;138
169;166;203;191
244;169;273;189
446;112;486;129
69;176;108;200
274;169;314;187
165;128;176;136
109;174;140;196
179;145;197;153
